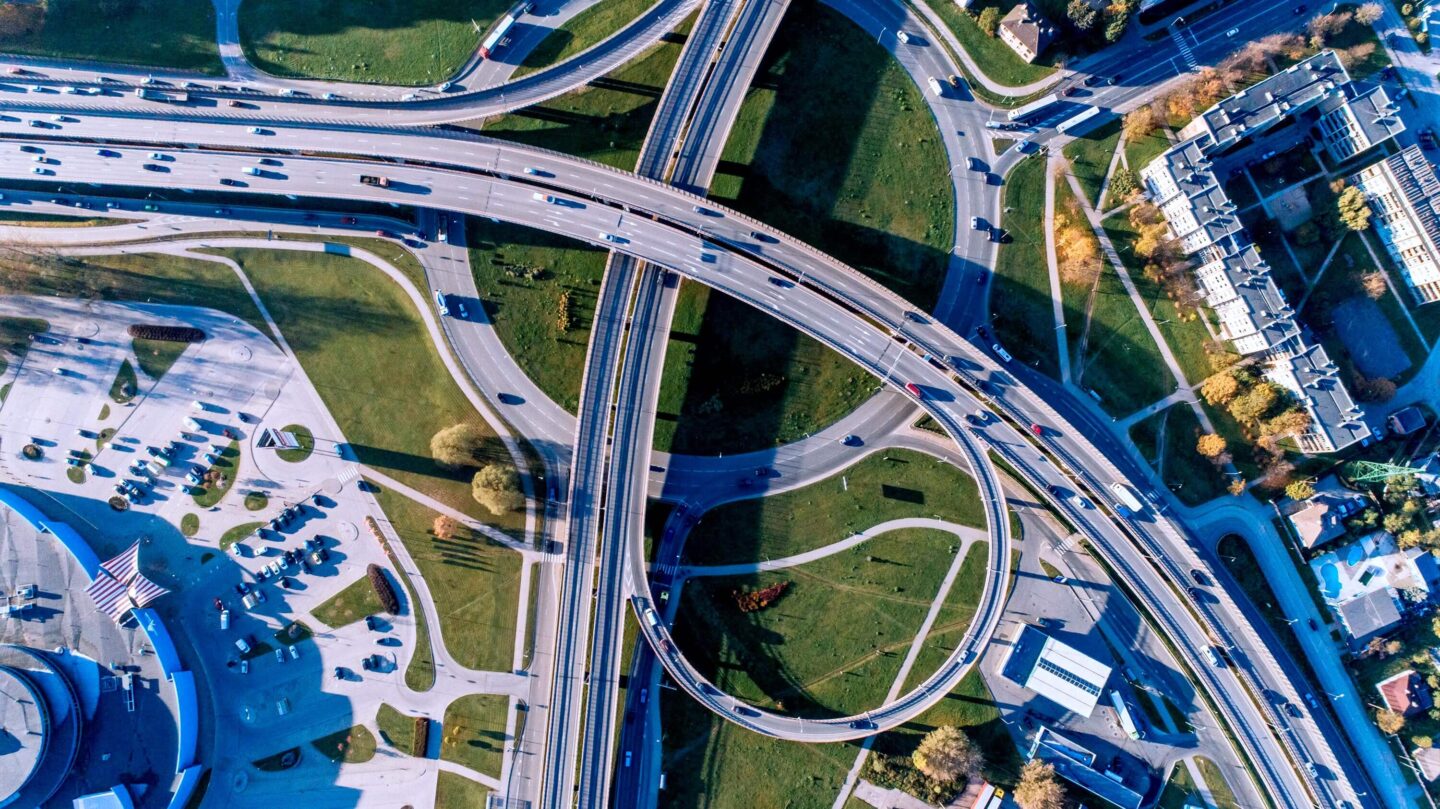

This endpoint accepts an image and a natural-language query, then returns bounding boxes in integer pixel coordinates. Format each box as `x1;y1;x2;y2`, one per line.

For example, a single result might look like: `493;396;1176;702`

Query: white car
1070;494;1091;509
244;166;260;176
992;344;1013;362
247;126;264;135
235;637;251;654
433;289;450;316
971;216;982;230
288;644;300;660
275;647;286;663
532;192;558;204
896;31;911;44
1226;27;1240;36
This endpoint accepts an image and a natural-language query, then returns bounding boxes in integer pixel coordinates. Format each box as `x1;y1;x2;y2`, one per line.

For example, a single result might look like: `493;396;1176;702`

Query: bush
126;324;205;342
977;6;1001;35
368;563;400;615
732;581;790;613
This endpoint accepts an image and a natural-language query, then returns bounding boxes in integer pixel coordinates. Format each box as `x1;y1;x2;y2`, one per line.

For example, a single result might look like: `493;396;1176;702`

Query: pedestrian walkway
676;518;983;579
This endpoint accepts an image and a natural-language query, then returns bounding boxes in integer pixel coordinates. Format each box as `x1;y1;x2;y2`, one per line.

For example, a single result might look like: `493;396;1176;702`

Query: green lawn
1130;405;1229;505
179;513;199;537
485;18;692;171
1101;213;1219;386
991;155;1058;377
1125;127;1173;176
0;0;221;73
1195;756;1240;809
377;703;419;753
275;424;315;463
466;217;608;413
871;668;1024;790
0;251;269;337
212;248;517;527
914;0;1057;87
653;281;874;455
677;531;977;716
310;725;376;764
218;521;261;551
0;212;133;227
709;2;954;308
371;483;521;672
685;448;985;566
1156;762;1200;809
1330;14;1392;79
193;440;240;508
513;0;657;77
243;491;269;511
1073;259;1177;418
440;694;509;778
435;772;492;809
239;0;508;85
108;359;137;404
311;575;385;629
1063;118;1122;207
132;337;188;381
1055;178;1099;362
0;316;48;376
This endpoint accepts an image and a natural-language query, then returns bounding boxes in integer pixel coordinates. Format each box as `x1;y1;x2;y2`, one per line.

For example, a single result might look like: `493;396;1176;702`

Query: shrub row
413;717;430;757
368;563;400;615
127;324;206;343
732;581;789;613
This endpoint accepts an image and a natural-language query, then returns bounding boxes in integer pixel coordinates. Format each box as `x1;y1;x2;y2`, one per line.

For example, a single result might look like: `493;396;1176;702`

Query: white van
220;608;230;630
927;76;944;97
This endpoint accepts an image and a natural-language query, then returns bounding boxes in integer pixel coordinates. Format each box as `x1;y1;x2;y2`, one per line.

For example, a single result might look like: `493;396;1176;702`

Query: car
276;698;291;716
1304;692;1319;708
971;216;982;230
30;167;49;175
992;343;1013;362
143;203;159;211
1190;569;1208;586
334;666;345;679
1062;86;1078;96
1070;494;1090;509
1307;618;1318;631
437;81;454;92
848;719;876;730
1083;74;1101;86
967;156;983;171
841;434;861;446
1052;575;1067;584
342;216;357;225
278;87;296;96
323;92;339;100
143;163;166;172
1305;761;1318;778
624;751;633;768
235;636;252;654
96;148;120;158
433;289;450;316
220;609;230;630
275;647;286;663
361;656;375;671
288;644;300;660
243;166;260;176
1285;702;1302;718
31;155;45;163
524;166;543;175
227;99;241;107
1029;422;1044;437
1106;74;1120;85
18;145;40;153
904;382;923;397
1293;3;1307;12
247;126;266;135
600;232;626;243
1226;27;1239;36
219;178;240;186
401;93;419;101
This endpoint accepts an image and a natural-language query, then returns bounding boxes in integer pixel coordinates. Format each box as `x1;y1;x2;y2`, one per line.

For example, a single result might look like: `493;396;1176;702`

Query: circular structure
0;666;49;800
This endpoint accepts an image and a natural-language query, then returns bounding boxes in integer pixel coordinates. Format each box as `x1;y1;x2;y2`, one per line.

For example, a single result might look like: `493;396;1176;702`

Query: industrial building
1000;624;1113;718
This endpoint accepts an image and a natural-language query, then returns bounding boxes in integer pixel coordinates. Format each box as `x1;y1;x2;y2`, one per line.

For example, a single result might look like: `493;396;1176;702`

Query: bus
1007;92;1061;122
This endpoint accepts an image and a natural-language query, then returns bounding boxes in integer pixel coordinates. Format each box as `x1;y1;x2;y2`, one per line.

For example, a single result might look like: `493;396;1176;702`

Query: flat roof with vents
1001;624;1112;717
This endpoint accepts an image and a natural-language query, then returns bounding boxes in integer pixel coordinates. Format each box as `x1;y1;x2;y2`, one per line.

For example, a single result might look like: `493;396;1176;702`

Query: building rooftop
1377;669;1433;716
1265;339;1368;454
1028;727;1144;809
1414;746;1440;782
1315;84;1405;163
1287;487;1366;550
998;2;1055;58
1182;51;1349;151
1390;405;1428;436
1001;624;1112;717
1337;588;1403;643
0;665;47;802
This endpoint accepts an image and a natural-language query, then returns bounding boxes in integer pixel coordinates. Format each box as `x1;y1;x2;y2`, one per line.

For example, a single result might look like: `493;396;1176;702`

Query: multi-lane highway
0;116;1378;805
0;1;1403;803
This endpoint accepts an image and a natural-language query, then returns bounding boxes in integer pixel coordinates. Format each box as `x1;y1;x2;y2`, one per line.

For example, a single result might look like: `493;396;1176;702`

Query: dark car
219;177;240;186
1307;618;1318;631
1190;568;1208;586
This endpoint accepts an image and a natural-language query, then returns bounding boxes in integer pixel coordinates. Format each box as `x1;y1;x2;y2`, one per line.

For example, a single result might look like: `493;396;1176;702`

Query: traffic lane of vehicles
0;143;1347;794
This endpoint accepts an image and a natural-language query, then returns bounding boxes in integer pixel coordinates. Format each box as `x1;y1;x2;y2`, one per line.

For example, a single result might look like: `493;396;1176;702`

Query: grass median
513;0;658;77
239;0;507;85
311;575;386;629
1062;118;1122;207
684;448;986;566
990;154;1058;376
1129;405;1229;506
440;694;509;778
0;0;221;73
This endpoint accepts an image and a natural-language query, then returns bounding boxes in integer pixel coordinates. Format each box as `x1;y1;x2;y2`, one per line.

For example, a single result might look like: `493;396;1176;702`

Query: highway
0;125;1374;806
0;0;1399;800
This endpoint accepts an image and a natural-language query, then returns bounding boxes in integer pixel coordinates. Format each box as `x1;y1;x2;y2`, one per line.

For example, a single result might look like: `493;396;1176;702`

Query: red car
1029;423;1044;437
342;216;357;225
904;382;923;398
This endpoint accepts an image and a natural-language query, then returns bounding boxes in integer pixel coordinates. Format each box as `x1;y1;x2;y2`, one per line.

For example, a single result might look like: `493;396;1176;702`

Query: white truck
1110;482;1145;515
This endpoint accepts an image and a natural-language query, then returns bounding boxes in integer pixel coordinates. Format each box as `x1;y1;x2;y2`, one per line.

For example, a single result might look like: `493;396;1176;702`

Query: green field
1195;757;1240;809
218;522;261;551
1073;259;1176;418
377;704;420;753
1125;127;1173;178
485;20;691;171
132;337;188;381
0;212;133;227
179;513;199;537
371;483;521;672
653;282;874;455
212;248;517;527
311;575;386;629
991;155;1058;376
914;0;1058;87
108;359;137;403
684;448;984;566
435;771;491;809
466;218;609;413
239;0;507;85
1156;762;1201;809
710;1;954;308
677;531;978;716
0;0;221;73
0;317;48;376
0;251;269;337
440;694;509;778
1129;405;1229;505
513;0;657;77
275;424;315;463
1063;118;1122;207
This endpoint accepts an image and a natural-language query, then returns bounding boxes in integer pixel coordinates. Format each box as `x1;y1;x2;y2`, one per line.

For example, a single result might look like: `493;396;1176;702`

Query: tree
1201;372;1241;405
912;726;982;783
1377;709;1407;735
430;423;490;471
1286;479;1316;501
1307;11;1353;45
1229;383;1279;424
978;6;1001;35
1104;13;1127;41
1109;167;1138;200
1337;185;1372;231
1262;408;1311;439
1067;0;1099;29
1361;271;1388;300
1123;107;1158;141
1355;1;1383;23
432;515;459;540
1196;433;1228;458
472;464;525;515
1384;511;1412;534
1015;760;1066;809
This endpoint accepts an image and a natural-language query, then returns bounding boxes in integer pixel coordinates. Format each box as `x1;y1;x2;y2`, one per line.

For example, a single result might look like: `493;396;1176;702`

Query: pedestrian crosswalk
1171;27;1199;71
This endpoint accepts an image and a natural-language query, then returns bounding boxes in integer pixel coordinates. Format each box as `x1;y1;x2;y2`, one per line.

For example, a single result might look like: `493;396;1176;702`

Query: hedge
127;324;206;342
368;563;400;615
